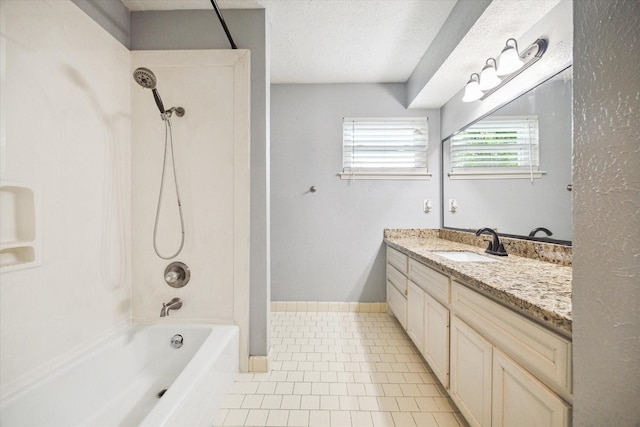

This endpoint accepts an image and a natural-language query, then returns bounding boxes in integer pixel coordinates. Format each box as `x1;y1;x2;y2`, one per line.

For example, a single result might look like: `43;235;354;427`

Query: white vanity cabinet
451;282;572;427
385;244;572;427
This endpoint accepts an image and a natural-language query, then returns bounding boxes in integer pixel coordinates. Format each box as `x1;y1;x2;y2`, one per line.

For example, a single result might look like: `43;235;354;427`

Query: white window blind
449;116;541;180
341;118;429;179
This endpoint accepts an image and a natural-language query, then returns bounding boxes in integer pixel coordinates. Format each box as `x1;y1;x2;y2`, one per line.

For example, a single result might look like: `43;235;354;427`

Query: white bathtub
0;324;239;427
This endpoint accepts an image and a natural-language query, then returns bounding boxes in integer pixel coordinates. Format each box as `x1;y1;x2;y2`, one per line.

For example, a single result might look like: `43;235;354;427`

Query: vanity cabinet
385;244;572;427
451;282;571;427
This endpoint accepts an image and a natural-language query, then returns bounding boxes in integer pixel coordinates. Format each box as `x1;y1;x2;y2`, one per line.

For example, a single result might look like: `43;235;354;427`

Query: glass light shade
497;45;524;76
478;62;501;90
462;75;483;103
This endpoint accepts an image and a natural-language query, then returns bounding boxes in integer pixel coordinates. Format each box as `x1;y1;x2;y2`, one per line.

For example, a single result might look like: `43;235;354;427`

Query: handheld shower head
133;67;165;114
133;67;156;89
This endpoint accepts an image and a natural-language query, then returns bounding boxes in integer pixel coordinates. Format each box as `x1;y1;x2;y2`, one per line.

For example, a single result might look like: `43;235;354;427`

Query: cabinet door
451;316;492;427
387;283;407;329
492;350;571;427
407;281;425;353
424;293;450;388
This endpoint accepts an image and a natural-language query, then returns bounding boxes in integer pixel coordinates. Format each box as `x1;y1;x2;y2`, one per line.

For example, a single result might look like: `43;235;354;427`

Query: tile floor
213;311;468;427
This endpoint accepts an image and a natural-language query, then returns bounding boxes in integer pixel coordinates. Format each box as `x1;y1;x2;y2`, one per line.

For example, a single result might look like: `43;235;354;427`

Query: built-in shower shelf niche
0;183;42;272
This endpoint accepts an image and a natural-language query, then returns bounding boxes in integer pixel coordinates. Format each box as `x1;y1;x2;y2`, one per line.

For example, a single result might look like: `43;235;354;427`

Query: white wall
573;0;640;424
130;50;251;370
271;84;440;303
0;0;131;395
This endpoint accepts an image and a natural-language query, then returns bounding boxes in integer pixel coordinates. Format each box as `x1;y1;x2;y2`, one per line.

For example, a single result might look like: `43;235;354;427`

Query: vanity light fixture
462;37;548;103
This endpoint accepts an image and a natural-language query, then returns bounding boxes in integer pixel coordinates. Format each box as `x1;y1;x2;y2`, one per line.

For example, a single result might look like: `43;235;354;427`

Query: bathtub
0;324;239;427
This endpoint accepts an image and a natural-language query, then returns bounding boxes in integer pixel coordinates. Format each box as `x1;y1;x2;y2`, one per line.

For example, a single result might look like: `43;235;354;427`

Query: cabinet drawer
387;283;407;329
451;282;572;402
387;246;408;274
409;259;450;305
387;264;407;294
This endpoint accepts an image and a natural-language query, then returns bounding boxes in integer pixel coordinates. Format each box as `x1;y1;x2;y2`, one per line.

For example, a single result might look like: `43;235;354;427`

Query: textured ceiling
121;0;564;107
122;0;457;84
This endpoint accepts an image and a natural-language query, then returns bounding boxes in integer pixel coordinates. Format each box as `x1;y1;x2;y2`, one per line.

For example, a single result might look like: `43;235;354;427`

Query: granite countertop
384;232;572;337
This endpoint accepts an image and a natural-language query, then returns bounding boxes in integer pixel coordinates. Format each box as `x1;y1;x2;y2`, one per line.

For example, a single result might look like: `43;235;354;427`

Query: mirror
442;67;572;244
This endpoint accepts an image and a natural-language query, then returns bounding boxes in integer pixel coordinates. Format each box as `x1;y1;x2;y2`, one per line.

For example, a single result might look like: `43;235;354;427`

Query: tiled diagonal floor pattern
214;311;468;427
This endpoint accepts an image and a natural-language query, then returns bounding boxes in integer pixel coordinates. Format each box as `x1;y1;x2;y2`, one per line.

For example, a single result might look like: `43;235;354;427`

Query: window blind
450;116;539;171
342;118;428;175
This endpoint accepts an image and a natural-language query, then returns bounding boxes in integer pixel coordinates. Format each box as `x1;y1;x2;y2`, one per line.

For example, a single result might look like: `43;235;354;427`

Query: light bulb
462;74;483;103
478;58;501;90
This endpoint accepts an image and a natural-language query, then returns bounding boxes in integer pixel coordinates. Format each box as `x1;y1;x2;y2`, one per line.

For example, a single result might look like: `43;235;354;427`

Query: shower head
133;67;157;89
133;67;165;114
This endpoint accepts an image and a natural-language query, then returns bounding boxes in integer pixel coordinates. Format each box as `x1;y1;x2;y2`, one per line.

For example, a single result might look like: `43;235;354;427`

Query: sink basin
434;251;498;263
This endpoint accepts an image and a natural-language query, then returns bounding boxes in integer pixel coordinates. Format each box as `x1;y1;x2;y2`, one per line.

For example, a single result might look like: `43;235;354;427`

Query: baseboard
248;355;269;373
270;301;388;313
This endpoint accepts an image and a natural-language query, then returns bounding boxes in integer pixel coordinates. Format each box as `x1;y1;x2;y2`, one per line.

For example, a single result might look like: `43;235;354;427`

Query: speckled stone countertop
384;229;572;337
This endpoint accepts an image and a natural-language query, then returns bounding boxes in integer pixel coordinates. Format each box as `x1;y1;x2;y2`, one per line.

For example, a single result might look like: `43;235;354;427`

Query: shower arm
210;0;237;49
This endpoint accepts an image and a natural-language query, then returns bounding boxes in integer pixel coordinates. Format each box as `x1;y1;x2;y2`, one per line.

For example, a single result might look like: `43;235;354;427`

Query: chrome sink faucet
160;297;182;317
475;228;508;256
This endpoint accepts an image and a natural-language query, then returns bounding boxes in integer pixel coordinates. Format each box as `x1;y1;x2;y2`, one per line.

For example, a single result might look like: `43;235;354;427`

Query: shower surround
0;0;251;398
131;49;251;369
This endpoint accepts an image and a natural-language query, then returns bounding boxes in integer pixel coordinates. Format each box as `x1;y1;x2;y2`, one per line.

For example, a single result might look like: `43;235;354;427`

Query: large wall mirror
442;66;572;244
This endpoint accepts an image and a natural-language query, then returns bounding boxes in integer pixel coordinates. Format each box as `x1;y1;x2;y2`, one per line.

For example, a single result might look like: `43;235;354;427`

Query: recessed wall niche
0;183;42;272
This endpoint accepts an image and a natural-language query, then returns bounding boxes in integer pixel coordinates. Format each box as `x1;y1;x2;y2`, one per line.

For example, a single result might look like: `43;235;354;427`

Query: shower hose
153;116;185;259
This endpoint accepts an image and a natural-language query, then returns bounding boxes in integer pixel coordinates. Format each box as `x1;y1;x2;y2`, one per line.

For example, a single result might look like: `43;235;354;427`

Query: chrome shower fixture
133;67;185;120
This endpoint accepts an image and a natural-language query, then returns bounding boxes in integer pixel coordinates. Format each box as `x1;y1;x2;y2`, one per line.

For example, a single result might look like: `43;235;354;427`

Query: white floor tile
320;395;341;410
265;409;289;427
300;395;320;410
350;411;374;427
391;411;417;427
411;412;439;427
223;409;249;426
245;409;269;426
330;410;352;427
358;396;380;411
215;312;467;427
281;395;302;410
308;410;330;427
370;411;395;427
260;395;283;410
287;410;310;427
241;394;264;409
433;412;464;427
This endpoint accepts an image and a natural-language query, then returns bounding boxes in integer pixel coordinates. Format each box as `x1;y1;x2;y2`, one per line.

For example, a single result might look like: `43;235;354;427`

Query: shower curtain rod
210;0;238;49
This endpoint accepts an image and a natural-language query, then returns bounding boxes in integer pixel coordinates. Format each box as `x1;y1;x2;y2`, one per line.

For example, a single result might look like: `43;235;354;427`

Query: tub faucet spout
160;297;183;317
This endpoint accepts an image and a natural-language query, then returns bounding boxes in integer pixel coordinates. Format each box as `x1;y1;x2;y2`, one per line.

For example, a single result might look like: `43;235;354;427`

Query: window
340;118;430;180
448;116;543;180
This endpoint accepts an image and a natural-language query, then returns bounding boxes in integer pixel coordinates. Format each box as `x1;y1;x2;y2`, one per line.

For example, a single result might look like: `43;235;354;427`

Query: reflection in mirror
442;67;572;244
